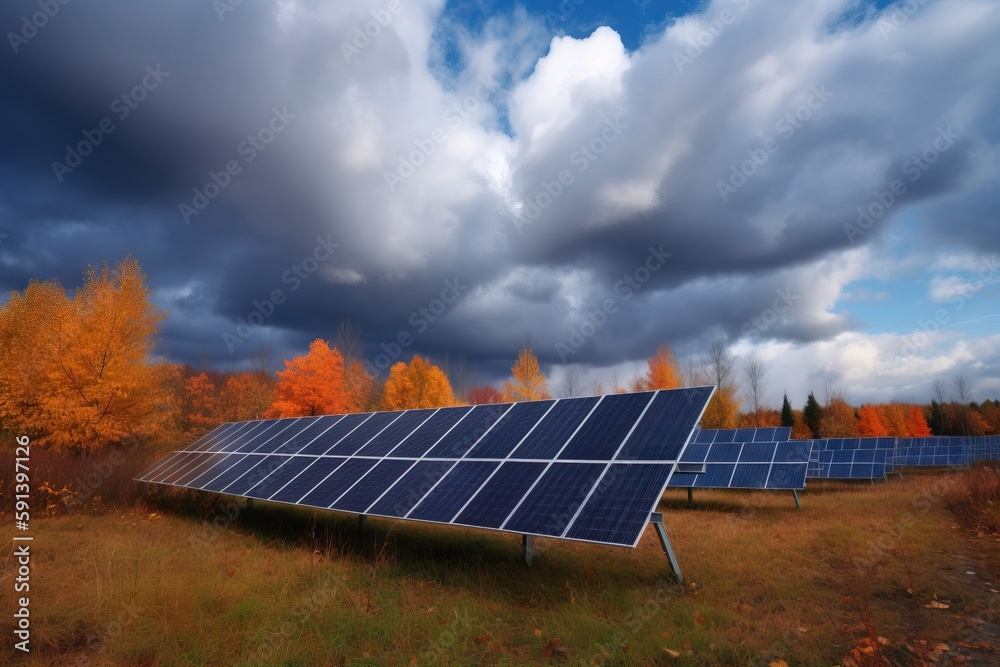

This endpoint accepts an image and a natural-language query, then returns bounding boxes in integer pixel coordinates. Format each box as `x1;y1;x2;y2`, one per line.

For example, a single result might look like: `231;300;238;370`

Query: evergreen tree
803;392;823;438
928;400;946;435
780;393;795;428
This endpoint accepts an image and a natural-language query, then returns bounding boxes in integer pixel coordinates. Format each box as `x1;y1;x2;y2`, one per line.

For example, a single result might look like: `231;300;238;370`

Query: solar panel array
970;435;1000;463
137;387;714;548
807;437;896;480
894;436;971;466
666;427;811;490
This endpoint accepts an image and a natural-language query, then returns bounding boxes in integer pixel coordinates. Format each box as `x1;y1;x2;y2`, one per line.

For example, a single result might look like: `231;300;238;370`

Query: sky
1;0;998;408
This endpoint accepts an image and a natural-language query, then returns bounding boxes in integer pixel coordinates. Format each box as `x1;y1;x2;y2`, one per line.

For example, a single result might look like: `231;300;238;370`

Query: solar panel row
138;388;715;548
667;431;811;490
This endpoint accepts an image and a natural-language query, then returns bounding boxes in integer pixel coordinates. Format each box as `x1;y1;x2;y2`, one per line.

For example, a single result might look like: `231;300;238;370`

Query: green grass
3;470;998;665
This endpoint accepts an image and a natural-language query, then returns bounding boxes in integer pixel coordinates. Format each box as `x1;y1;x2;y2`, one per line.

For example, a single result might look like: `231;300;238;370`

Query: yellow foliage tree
381;355;455;410
701;386;741;429
0;259;169;451
269;339;349;417
502;347;551;402
644;344;682;390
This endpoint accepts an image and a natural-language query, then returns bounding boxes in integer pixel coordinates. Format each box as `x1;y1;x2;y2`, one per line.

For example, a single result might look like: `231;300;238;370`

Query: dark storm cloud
1;0;999;392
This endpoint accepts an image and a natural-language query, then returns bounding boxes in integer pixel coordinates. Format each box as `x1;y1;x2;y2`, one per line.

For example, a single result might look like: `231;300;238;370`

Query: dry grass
941;462;1000;535
2;467;998;665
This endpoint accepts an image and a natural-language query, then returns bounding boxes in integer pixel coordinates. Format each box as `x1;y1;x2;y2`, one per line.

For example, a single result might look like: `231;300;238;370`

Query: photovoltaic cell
407;461;499;522
356;409;436;457
325;411;402;456
510;397;599;459
425;404;510;458
455;462;547;529
366;460;455;517
330;459;415;512
245;456;315;499
616;387;714;460
566;464;674;545
465;400;555;459
390;407;472;458
270;457;349;504
503;463;605;536
296;413;366;456
558;393;652;460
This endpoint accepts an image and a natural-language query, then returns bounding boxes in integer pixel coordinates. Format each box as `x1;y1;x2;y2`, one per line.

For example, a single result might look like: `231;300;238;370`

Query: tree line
1;258;996;452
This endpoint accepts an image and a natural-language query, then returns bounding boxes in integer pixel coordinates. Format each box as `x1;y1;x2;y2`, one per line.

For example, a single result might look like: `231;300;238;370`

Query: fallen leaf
474;633;492;645
661;631;671;638
694;610;706;626
534;629;543;637
924;600;950;609
409;658;417;665
769;661;789;667
798;625;809;633
663;648;680;658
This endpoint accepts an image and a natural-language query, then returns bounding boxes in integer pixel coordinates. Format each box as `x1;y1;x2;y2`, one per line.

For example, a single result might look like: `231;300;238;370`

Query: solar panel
137;387;715;549
895;436;971;467
807;437;894;480
666;429;811;490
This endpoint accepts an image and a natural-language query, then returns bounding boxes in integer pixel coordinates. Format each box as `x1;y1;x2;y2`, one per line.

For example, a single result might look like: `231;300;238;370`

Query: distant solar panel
137;387;715;551
807;437;895;480
666;429;811;491
894;437;970;467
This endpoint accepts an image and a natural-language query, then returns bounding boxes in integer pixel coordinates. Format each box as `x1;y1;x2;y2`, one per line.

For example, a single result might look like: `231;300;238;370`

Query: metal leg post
522;534;533;567
245;498;254;511
358;514;367;532
650;513;683;583
687;488;693;507
792;489;800;510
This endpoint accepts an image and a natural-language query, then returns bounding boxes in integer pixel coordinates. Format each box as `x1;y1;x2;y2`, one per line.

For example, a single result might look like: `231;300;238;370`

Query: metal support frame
650;512;683;583
791;489;800;510
245;497;254;511
687;488;693;506
522;534;533;566
358;514;367;532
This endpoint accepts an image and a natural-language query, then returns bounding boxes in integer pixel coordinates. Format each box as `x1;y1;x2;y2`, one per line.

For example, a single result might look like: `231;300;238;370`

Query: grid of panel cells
894;436;973;467
665;427;810;490
136;387;714;548
806;438;895;480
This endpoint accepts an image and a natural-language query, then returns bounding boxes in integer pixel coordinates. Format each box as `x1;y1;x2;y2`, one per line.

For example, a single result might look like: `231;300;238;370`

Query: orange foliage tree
819;396;859;438
0;258;169;451
857;404;889;437
218;372;274;422
184;373;221;438
467;385;504;404
905;406;932;437
381;355;455;410
502;346;551;402
269;339;349;417
643;344;682;390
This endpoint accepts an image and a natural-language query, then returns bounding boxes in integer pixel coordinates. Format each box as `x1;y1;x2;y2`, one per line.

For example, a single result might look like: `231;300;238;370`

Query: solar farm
136;388;1000;585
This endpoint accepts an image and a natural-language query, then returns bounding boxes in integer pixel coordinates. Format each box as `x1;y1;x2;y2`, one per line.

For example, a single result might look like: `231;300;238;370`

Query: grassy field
2;464;999;666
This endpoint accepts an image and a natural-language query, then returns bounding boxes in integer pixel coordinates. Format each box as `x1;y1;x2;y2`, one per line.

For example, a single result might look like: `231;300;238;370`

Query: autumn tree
184;372;221;438
819;391;859;438
857;404;889;437
905;406;932;437
381;355;455;410
269;339;349;417
644;344;682;390
336;320;377;412
218;372;274;422
0;258;168;451
742;351;768;427
502;346;551;402
701;338;741;429
790;409;814;439
467;385;505;404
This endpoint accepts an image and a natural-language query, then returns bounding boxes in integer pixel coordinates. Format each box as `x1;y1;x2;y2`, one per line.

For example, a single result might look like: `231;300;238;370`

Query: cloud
1;0;999;399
